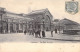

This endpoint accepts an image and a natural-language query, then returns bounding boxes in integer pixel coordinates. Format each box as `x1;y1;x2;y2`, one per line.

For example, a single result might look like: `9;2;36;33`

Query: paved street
0;33;59;43
0;33;57;43
46;31;80;41
0;31;80;43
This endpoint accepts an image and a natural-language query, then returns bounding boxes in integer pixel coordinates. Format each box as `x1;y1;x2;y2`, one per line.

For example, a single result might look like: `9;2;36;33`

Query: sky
0;0;80;23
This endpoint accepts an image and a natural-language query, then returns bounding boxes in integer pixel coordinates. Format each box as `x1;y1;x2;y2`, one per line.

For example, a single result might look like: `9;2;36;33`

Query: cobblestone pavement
0;31;80;43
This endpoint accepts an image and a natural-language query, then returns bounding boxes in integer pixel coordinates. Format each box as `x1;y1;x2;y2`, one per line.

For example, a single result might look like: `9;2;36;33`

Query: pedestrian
31;30;32;35
35;30;38;38
38;30;41;38
32;29;35;36
42;31;45;37
29;30;31;35
55;29;57;33
24;30;26;35
51;30;53;37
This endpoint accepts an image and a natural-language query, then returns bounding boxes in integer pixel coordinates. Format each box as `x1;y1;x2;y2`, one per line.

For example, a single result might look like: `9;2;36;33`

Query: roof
59;18;79;26
26;8;53;21
4;11;32;21
27;8;52;16
6;11;26;17
27;8;47;15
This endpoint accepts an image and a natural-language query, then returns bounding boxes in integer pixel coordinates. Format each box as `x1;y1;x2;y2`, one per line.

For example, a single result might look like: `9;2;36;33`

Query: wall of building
27;11;53;31
0;8;31;33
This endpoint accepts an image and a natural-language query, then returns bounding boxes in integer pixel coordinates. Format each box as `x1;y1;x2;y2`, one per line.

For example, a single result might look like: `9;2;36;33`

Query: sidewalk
45;31;80;41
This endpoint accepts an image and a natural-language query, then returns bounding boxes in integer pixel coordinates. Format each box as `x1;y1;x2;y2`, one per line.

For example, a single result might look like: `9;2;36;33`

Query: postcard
0;0;80;52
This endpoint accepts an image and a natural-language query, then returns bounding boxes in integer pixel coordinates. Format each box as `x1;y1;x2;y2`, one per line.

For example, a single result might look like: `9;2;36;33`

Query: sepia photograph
0;0;80;52
0;0;80;43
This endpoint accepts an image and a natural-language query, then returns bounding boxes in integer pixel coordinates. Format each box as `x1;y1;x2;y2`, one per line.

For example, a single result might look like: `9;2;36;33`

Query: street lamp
0;10;5;33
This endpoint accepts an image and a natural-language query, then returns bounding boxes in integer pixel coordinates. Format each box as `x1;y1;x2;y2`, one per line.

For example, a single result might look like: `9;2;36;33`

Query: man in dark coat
37;30;41;38
35;30;38;38
42;31;45;37
55;29;57;33
24;30;26;35
51;30;53;37
32;30;34;36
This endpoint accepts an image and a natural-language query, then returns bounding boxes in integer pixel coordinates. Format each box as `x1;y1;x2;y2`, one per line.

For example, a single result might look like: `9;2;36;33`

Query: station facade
0;7;32;33
27;8;53;31
0;7;53;34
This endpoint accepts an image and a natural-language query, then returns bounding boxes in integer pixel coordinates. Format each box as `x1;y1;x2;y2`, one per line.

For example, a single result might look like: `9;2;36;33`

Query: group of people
24;28;58;38
24;29;46;38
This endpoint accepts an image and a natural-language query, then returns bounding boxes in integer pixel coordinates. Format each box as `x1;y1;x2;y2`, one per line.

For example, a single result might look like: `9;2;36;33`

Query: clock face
65;1;78;14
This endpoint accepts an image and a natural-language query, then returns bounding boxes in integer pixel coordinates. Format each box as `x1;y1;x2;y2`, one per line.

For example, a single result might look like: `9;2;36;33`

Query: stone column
16;24;19;33
8;23;10;33
41;24;43;31
13;23;16;33
19;23;20;32
23;24;24;33
26;24;28;32
15;24;17;33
